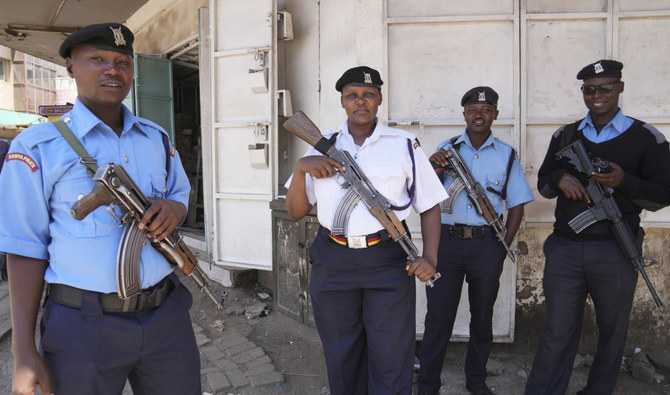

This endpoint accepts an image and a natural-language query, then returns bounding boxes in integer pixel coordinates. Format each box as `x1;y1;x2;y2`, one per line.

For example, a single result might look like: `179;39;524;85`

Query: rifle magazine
117;219;146;299
331;188;360;235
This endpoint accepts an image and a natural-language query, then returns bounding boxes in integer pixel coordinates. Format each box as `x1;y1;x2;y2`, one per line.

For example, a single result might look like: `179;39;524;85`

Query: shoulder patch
6;152;40;172
642;123;667;144
413;138;421;149
170;145;176;157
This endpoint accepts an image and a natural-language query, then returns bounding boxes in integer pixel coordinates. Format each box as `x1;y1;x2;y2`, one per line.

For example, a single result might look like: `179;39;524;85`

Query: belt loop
80;290;103;322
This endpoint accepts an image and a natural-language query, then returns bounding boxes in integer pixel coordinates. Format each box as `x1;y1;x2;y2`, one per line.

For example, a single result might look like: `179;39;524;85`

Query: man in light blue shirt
417;87;534;395
0;23;200;394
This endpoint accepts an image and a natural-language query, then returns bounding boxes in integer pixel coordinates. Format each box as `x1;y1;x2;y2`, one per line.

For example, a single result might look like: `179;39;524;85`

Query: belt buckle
462;226;473;239
347;236;368;249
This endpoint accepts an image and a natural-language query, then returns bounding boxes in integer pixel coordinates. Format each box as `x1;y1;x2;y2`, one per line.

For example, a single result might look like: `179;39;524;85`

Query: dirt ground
1;276;669;394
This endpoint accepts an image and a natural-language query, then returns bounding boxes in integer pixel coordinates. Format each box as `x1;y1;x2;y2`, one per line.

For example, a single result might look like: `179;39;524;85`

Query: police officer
525;60;670;395
0;23;200;394
417;87;534;395
285;66;448;394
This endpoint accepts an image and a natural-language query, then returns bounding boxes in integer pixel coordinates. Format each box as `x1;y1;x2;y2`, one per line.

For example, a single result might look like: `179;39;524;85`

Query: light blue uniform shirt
438;132;533;226
0;98;190;292
579;108;634;143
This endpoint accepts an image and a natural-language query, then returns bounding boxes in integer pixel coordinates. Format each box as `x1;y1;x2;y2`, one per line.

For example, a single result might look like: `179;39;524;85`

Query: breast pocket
485;173;506;209
364;163;406;202
150;175;167;199
52;176;118;238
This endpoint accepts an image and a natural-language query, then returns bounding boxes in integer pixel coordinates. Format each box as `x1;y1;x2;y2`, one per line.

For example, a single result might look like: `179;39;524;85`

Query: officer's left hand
592;162;624;188
406;256;437;282
139;197;187;242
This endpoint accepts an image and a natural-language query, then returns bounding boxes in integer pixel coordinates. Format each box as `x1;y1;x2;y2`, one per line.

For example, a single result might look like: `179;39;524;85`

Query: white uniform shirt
287;119;448;236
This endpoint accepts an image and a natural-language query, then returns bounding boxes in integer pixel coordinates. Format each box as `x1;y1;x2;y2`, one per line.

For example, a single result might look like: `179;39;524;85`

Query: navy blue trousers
309;228;416;395
525;234;637;395
40;275;201;395
417;224;506;393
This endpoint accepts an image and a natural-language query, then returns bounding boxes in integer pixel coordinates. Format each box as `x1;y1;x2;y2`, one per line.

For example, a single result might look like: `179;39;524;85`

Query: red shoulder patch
170;145;176;158
6;152;40;172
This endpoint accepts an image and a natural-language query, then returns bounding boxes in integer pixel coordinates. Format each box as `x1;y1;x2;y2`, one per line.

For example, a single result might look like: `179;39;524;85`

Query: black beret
59;23;134;58
335;66;383;92
576;59;623;80
461;86;498;107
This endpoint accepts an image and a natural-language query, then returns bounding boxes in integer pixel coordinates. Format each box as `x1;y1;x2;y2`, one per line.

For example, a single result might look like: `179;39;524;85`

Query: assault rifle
436;146;518;262
283;111;440;287
71;163;224;311
556;139;663;307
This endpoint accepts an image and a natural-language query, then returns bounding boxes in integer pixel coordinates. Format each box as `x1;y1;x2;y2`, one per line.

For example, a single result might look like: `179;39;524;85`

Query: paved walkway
0;277;285;395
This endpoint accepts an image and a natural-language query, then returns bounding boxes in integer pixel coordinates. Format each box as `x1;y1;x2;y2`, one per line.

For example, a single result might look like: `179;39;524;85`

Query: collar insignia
363;72;372;84
110;26;126;47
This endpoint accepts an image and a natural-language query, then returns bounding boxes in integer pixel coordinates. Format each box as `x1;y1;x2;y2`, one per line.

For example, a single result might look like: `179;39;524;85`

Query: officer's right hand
558;173;590;203
429;149;448;168
12;350;54;395
295;156;345;179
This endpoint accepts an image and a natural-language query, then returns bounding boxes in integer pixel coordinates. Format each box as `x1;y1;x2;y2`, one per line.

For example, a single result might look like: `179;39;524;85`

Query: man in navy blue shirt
526;60;670;395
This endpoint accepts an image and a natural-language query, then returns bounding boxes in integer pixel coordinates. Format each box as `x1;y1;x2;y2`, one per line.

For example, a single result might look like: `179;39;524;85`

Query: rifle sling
53;119;98;176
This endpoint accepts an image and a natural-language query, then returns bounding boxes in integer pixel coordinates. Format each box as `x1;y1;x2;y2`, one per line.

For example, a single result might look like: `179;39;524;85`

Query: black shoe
466;380;493;395
417;391;439;395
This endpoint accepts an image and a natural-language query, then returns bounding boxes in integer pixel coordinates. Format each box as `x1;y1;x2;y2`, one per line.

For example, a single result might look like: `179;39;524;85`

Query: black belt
47;275;175;313
447;224;490;240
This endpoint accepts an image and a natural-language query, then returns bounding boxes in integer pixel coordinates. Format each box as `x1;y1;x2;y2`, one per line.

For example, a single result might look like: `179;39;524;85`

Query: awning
0;0;149;65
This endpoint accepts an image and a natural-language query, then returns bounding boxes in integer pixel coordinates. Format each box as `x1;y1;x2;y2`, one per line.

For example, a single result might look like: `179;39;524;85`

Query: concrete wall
516;227;670;353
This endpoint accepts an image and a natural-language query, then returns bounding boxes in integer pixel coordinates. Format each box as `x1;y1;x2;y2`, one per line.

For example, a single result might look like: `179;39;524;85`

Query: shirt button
63;117;71;123
124;156;129;163
77;194;85;201
496;180;500;185
467;204;472;209
474;154;479;159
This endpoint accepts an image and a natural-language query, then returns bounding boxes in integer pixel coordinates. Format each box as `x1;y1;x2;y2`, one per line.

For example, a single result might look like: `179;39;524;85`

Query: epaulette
16;122;62;149
642;122;667;144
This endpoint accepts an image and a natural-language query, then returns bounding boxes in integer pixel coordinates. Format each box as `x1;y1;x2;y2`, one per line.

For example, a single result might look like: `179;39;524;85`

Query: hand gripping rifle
556;139;663;307
436;147;518;263
283;111;440;287
70;163;224;311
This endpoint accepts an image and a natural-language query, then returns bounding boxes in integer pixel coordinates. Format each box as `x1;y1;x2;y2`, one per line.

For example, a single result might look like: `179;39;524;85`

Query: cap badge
363;72;372;84
594;61;604;74
110;26;126;47
478;91;486;102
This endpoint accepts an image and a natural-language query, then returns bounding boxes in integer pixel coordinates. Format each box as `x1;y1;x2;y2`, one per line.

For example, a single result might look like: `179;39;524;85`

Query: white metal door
209;0;276;269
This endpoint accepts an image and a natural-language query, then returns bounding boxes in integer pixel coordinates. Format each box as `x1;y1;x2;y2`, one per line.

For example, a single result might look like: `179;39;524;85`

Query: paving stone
232;346;265;364
212;333;249;350
224;341;256;357
245;354;272;369
249;370;284;386
206;372;231;391
195;332;210;347
199;345;223;362
244;363;275;377
213;357;239;371
224;368;250;388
